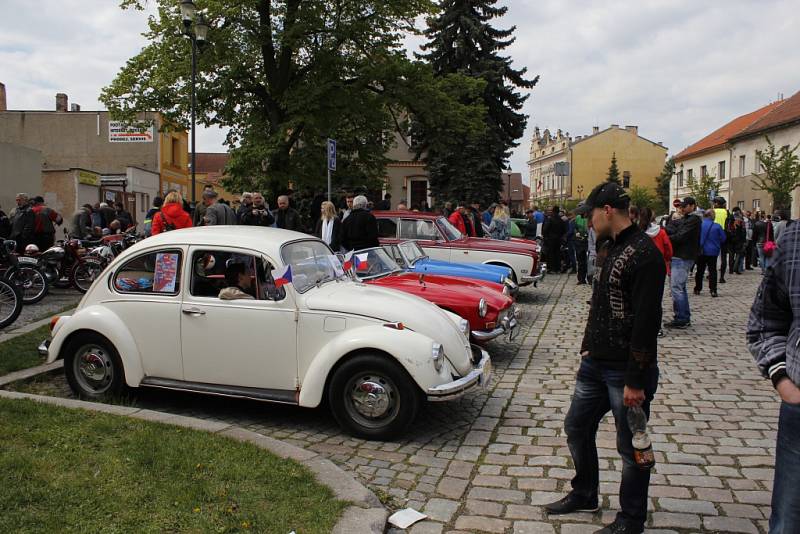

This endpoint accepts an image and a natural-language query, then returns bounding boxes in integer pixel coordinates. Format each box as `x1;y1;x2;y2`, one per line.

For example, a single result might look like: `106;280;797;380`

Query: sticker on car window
153;253;180;293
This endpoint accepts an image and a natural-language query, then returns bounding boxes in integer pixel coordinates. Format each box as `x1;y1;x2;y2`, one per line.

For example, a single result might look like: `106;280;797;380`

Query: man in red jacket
448;203;468;235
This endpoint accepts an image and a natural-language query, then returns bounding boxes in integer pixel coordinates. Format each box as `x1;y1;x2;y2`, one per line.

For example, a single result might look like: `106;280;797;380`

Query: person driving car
219;262;255;300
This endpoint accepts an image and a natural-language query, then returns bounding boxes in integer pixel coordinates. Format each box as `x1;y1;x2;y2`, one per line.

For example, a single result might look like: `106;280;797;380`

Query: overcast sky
2;0;799;185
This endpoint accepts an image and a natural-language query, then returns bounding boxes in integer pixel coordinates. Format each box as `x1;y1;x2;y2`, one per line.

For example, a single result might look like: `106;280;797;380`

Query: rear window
114;250;182;295
399;219;439;240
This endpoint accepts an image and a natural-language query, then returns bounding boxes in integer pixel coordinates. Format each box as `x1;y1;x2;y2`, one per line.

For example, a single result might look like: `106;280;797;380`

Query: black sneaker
594;519;643;534
719;277;726;283
657;329;665;337
693;288;701;295
544;493;599;515
711;291;718;297
664;320;690;329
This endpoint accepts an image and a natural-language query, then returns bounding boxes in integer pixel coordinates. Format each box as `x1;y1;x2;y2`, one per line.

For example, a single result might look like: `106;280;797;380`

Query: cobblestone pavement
10;271;777;533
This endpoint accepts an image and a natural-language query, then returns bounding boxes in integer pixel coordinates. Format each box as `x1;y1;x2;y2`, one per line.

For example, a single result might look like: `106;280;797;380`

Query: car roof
373;211;441;220
131;226;315;259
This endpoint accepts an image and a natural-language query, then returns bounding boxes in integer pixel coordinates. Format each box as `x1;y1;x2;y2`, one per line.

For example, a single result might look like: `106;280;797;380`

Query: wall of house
0;142;42;211
571;127;667;199
159;129;190;196
672;148;731;205
729;124;800;216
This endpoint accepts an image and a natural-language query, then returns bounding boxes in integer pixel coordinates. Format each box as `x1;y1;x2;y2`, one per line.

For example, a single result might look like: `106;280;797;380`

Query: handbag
763;222;776;257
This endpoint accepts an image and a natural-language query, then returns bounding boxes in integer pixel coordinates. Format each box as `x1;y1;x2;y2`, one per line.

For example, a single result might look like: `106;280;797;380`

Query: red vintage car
374;211;546;286
351;247;518;343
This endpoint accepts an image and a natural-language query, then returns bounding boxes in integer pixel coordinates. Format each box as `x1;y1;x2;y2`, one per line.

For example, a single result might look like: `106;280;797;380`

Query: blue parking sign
327;139;336;171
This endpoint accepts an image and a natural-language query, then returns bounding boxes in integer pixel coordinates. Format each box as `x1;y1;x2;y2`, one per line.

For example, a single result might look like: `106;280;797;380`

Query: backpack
157;212;177;232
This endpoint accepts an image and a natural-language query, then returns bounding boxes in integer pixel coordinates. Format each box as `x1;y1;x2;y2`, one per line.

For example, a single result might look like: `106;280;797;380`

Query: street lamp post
180;1;208;208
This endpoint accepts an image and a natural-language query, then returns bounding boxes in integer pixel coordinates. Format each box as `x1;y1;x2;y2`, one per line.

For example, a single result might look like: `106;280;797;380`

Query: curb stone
0;389;388;532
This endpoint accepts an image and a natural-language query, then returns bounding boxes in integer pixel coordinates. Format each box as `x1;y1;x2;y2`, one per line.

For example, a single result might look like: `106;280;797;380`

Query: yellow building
529;125;667;204
158;127;190;196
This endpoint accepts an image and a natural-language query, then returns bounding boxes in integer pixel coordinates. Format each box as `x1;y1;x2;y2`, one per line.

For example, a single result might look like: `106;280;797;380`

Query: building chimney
0;82;6;111
592;126;599;134
55;93;68;112
70;103;81;112
610;124;619;129
657;141;664;146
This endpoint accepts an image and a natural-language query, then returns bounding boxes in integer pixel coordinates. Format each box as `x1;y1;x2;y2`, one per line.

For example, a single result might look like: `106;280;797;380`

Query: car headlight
502;285;509;296
431;342;444;372
459;318;469;337
478;298;487;318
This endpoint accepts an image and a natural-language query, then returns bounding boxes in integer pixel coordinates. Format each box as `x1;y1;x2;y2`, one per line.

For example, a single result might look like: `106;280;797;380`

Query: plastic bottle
627;405;655;470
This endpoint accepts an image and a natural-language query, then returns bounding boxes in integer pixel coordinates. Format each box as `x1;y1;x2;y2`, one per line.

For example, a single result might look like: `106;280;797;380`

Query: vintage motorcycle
0;276;22;329
0;240;49;305
25;235;105;294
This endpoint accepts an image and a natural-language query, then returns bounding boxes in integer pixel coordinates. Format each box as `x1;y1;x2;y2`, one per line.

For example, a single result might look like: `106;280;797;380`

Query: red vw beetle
351;247;518;343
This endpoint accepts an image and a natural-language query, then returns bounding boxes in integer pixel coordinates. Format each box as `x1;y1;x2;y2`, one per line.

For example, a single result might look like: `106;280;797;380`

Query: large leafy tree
415;0;538;206
102;0;483;198
687;171;721;209
754;136;800;211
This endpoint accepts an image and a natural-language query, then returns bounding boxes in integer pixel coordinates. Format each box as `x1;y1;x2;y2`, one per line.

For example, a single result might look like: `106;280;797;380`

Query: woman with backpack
151;191;192;236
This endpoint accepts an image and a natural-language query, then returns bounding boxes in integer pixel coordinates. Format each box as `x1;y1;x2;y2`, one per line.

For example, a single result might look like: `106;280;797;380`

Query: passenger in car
219;263;255;300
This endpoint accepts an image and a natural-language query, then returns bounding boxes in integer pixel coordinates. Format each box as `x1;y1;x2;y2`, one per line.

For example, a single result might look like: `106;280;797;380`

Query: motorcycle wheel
0;279;23;329
4;265;49;304
71;258;105;294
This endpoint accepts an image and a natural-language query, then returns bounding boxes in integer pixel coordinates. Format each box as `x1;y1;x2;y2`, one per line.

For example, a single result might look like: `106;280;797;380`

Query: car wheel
328;354;421;440
64;333;127;399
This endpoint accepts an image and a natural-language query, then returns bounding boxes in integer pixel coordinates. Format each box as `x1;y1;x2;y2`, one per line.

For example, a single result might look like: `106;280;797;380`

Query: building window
687;169;694;181
700;165;707;178
677;170;684;187
171;137;181;166
755;152;762;173
737;201;745;210
718;161;726;179
739;155;746;176
622;171;631;189
753;199;761;210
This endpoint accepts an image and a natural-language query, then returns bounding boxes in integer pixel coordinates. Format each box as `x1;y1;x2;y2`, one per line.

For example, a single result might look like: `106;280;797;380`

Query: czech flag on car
355;253;369;270
343;251;354;271
274;265;293;287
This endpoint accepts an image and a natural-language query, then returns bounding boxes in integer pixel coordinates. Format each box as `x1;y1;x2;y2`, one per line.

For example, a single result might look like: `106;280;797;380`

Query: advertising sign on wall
108;120;154;143
77;170;100;186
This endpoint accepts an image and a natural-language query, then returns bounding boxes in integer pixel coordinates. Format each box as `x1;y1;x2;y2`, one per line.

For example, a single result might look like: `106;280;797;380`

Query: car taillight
49;316;60;332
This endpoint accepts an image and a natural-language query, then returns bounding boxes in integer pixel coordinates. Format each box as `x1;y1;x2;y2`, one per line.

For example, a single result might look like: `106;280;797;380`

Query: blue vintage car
383;241;518;296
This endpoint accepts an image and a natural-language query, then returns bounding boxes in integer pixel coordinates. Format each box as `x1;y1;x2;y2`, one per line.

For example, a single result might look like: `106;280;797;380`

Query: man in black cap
545;181;665;534
665;197;702;328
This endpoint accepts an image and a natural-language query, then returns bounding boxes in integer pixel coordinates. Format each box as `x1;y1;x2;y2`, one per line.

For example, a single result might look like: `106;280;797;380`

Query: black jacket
581;224;666;389
274;208;303;232
752;220;768;244
543;215;566;242
240;207;275;227
341;208;379;251
666;212;702;261
315;217;343;252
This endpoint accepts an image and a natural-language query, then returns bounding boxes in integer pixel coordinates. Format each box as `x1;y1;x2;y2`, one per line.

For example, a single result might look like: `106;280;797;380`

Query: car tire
328;354;420;440
64;333;127;400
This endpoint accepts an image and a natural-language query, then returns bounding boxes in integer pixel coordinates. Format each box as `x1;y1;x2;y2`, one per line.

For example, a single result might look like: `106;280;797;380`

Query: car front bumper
470;310;518;342
38;338;50;356
427;346;492;401
521;263;546;285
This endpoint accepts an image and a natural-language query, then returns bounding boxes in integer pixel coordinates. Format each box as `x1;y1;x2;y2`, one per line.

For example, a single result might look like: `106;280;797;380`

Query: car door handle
182;307;206;316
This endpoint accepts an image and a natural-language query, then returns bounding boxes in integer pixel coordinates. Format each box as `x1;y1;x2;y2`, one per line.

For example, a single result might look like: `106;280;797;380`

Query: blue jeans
565;357;659;529
771;401;800;533
670;258;693;324
758;246;771;272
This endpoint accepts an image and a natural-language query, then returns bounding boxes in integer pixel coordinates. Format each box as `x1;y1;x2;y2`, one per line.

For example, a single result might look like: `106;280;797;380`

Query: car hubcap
74;345;113;393
345;373;399;427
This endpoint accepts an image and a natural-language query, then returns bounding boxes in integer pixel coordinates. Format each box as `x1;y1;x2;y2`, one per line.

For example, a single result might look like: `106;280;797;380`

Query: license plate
479;359;492;388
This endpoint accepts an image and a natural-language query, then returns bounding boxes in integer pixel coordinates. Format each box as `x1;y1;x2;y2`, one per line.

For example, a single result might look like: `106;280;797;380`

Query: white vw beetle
41;227;491;439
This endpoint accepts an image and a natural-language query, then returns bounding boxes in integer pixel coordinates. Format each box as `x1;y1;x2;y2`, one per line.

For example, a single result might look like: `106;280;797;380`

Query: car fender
48;305;145;387
298;324;451;408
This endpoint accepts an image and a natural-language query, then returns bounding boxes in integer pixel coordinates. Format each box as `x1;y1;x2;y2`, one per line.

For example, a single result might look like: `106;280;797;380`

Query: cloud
3;0;799;185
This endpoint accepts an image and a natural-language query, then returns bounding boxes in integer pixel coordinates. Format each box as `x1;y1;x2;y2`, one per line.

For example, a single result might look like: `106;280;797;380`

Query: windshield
382;245;408;268
399;241;426;265
280;240;347;293
353;247;404;280
438;217;463;241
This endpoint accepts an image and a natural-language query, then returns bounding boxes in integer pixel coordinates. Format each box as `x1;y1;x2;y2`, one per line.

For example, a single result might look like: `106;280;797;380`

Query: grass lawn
0;325;49;376
0;398;347;533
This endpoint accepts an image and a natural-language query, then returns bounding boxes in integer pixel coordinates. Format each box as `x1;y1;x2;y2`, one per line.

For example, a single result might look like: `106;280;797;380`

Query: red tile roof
731;90;800;140
674;101;785;161
195;152;229;174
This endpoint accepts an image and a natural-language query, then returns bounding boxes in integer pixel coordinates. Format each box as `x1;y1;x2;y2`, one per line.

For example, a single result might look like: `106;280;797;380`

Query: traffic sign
327;139;337;171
